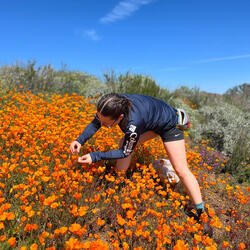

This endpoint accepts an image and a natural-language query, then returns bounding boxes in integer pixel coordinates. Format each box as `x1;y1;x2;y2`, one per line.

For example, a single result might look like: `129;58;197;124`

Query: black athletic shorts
159;126;184;142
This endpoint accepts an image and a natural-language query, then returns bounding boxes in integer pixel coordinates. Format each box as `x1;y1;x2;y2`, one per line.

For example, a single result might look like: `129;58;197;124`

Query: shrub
193;102;249;154
223;83;250;112
0;61;104;97
223;127;250;184
103;71;176;106
174;86;210;109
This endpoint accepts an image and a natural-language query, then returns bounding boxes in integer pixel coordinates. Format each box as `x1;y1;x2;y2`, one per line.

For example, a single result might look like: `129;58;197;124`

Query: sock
195;201;204;212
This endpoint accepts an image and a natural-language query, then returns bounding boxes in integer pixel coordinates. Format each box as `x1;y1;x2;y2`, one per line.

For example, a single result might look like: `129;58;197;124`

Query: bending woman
70;93;208;224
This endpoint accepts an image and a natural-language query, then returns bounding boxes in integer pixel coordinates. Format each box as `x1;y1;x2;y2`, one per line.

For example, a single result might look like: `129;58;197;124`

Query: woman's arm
89;122;142;163
76;116;101;146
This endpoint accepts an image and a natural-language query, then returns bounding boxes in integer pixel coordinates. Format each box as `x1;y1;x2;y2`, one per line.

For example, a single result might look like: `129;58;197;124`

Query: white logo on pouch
129;124;136;133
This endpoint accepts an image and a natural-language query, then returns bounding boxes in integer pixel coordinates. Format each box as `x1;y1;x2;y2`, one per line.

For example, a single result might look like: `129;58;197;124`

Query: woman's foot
197;208;213;238
184;204;213;237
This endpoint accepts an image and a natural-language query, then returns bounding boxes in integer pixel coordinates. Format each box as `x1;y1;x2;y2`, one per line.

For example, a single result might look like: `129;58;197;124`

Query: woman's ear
119;114;124;120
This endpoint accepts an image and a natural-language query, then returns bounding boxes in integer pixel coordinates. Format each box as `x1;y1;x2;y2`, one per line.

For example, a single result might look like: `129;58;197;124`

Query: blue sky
1;0;250;94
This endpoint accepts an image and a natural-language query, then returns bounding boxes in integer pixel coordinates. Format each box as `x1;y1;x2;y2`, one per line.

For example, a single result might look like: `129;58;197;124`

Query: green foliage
0;62;176;103
173;96;249;183
193;102;249;154
192;102;249;183
223;127;250;184
174;86;209;109
223;83;250;112
0;60;105;97
103;71;176;106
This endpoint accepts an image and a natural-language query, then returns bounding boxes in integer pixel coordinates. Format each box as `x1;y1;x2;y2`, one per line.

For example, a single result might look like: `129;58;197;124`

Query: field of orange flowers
0;89;249;250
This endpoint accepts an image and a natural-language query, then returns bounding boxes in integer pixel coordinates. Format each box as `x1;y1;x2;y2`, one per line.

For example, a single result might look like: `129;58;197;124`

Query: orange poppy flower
7;237;16;247
96;218;105;226
117;214;126;226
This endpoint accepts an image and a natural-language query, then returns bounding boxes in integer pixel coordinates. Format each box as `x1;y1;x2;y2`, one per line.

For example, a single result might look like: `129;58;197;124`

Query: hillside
0;90;249;249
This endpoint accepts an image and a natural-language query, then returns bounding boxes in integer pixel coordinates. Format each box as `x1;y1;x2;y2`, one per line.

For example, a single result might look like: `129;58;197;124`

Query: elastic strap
100;97;114;114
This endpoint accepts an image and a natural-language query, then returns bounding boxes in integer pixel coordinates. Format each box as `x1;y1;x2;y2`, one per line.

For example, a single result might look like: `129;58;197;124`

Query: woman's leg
116;131;158;172
163;139;203;205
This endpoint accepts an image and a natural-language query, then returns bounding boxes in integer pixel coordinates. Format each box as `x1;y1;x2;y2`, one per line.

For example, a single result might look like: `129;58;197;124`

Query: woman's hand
70;141;81;155
78;154;93;164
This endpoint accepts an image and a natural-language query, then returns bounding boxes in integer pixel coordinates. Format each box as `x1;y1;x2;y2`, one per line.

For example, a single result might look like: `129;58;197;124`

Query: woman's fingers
75;142;81;153
70;144;74;154
70;142;75;154
78;154;92;164
78;155;87;163
70;141;81;154
73;144;79;154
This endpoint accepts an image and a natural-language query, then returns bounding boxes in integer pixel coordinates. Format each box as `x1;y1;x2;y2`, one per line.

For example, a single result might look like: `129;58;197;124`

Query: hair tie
100;97;114;114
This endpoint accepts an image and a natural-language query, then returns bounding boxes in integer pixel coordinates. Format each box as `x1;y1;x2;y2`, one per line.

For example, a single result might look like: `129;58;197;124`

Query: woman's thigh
163;139;190;176
118;130;158;147
137;130;159;145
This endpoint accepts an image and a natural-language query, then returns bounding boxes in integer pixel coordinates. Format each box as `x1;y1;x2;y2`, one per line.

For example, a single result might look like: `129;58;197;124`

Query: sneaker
117;180;126;192
184;203;199;221
197;208;213;238
184;204;213;237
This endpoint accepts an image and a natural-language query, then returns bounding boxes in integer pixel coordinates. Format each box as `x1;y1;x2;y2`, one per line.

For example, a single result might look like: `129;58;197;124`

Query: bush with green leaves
222;126;250;184
193;102;249;154
103;71;176;106
174;86;206;109
173;98;249;183
0;61;105;97
193;102;249;182
223;83;250;112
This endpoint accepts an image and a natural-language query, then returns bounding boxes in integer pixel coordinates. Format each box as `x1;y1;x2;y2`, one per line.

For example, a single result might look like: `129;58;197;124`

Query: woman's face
95;112;124;128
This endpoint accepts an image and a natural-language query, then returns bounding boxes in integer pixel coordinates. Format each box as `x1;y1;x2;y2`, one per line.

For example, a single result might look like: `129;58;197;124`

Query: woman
70;93;211;233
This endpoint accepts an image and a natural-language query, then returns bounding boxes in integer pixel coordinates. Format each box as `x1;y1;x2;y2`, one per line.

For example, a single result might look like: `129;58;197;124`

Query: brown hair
97;93;132;120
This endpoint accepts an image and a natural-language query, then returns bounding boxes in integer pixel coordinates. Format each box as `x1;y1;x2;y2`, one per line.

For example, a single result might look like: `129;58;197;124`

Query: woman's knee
116;156;131;172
